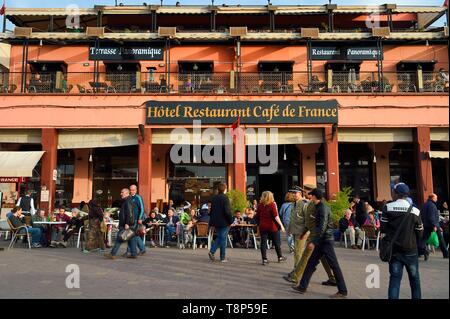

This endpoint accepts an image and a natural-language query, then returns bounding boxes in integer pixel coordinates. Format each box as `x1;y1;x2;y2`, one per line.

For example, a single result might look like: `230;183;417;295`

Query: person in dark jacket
163;208;179;243
339;209;364;249
380;183;423;299
353;194;367;226
105;188;137;259
293;188;348;299
198;204;210;223
208;183;233;263
84;198;105;253
419;194;449;259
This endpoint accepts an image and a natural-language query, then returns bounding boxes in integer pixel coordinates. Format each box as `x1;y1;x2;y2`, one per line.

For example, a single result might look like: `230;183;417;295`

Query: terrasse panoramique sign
145;101;338;125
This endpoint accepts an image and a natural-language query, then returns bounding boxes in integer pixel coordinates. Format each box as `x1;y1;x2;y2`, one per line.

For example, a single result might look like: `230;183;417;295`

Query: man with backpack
380;183;423;299
105;188;138;259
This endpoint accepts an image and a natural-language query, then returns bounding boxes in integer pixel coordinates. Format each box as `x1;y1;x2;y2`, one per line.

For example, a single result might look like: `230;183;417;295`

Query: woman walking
256;191;287;265
84;199;106;253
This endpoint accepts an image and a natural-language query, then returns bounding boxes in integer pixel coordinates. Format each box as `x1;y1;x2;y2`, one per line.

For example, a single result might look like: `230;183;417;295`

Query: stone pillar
72;149;92;205
40;128;58;214
324;126;339;199
138;127;152;213
415;126;433;206
369;143;393;202
233;128;246;194
297;143;320;187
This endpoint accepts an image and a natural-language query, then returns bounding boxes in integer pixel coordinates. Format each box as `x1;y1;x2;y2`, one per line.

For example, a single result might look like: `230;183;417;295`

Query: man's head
169;199;174;206
130;185;138;196
167;208;174;217
393;183;410;200
150;211;156;218
26;190;32;196
71;209;79;218
289;186;303;201
235;211;241;219
309;188;323;203
247;209;254;218
120;188;130;199
429;193;438;203
154;207;159;213
58;206;66;215
218;182;227;194
38;209;45;217
344;209;352;220
303;184;315;200
12;206;22;216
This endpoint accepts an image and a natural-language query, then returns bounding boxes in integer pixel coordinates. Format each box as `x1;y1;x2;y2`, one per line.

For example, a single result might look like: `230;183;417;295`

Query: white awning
338;128;413;142
58;129;137;149
245;128;323;145
0;151;44;177
430;128;449;142
0;129;41;144
152;128;232;145
430;151;449;159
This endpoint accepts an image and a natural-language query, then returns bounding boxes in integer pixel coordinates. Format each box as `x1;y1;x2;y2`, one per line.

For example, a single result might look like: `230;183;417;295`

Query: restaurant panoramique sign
145;101;338;125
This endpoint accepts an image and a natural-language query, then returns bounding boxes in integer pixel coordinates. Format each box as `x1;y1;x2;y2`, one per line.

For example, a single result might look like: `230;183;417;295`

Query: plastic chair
0;219;11;241
340;231;350;248
361;225;380;251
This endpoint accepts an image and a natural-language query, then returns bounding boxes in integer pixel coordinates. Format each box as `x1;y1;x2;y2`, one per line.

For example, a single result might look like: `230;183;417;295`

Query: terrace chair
361;225;380;251
6;218;31;250
0;219;11;241
339;231;350;248
207;227;234;250
193;222;209;250
68;226;84;249
247;227;269;250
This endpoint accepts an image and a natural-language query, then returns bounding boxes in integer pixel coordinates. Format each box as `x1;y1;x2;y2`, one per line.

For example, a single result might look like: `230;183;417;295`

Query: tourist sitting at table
50;206;71;248
32;209;49;247
8;206;42;248
197;204;210;223
59;209;84;247
363;211;380;230
338;209;364;249
163;208;179;243
143;210;160;247
244;208;257;225
230;210;245;247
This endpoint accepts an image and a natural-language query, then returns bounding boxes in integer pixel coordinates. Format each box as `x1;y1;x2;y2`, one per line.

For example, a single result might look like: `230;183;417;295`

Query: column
297;144;320;187
138;127;152;213
40;128;58;214
415;126;433;206
369;143;393;202
233;128;246;194
324;126;339;199
72;149;92;205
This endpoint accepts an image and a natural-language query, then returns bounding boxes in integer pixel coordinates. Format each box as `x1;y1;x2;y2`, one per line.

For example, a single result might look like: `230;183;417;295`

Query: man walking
208;182;233;263
105;188;138;259
292;188;347;298
130;184;146;256
419;193;449;260
380;183;423;299
286;185;337;287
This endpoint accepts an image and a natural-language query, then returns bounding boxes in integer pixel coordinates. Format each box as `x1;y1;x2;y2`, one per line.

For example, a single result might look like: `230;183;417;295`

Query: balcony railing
0;71;448;95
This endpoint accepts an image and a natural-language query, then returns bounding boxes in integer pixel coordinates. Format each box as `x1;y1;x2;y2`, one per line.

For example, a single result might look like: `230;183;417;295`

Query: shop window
55;150;74;208
178;61;214;93
27;61;68;93
105;62;141;93
257;61;294;93
389;143;417;203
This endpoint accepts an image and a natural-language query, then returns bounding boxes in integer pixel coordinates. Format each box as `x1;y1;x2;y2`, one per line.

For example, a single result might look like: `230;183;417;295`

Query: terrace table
33;221;67;242
149;222;166;246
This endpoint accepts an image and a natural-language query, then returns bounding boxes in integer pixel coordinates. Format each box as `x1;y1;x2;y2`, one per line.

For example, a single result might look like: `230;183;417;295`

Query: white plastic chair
361;225;380;251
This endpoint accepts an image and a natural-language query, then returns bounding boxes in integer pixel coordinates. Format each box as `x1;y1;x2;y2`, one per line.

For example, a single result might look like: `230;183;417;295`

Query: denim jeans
210;227;229;260
19;227;41;245
127;236;145;254
165;225;176;242
111;228;138;257
388;252;421;299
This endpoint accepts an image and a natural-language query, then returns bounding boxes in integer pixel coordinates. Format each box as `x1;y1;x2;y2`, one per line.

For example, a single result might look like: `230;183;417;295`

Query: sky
5;0;448;8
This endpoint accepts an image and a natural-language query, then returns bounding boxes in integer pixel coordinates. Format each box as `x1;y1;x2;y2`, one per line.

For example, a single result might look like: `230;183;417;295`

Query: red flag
444;0;448;7
230;116;241;138
0;2;5;16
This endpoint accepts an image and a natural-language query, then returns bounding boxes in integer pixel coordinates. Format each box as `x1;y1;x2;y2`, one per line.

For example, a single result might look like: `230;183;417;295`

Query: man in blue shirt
129;184;146;256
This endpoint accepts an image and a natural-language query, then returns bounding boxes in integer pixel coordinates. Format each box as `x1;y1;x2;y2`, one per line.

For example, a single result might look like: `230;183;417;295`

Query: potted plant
226;189;248;216
324;186;353;229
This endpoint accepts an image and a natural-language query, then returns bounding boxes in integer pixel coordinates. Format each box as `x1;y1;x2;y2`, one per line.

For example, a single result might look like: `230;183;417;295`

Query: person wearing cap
293;188;348;298
380;182;423;299
286;185;337;287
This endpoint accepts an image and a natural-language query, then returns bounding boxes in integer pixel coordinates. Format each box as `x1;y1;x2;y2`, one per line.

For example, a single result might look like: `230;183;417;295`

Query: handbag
379;205;412;262
117;228;136;242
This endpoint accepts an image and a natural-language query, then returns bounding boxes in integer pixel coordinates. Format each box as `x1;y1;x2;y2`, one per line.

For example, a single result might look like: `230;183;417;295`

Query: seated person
363;211;380;230
8;206;42;248
230;210;245;246
163;208;179;243
143;210;160;247
197;204;210;223
339;209;364;249
244;208;257;225
50;206;71;248
32;209;49;247
61;209;84;247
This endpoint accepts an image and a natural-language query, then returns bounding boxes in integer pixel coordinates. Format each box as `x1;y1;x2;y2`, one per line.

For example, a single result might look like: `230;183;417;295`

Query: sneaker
127;255;138;259
220;259;228;263
283;274;295;283
292;285;306;294
278;256;287;263
60;242;67;248
32;243;42;248
208;252;215;261
49;241;57;248
330;292;347;299
82;249;90;254
150;240;157;247
262;259;269;265
138;250;146;256
351;245;358;249
322;280;338;287
104;253;116;260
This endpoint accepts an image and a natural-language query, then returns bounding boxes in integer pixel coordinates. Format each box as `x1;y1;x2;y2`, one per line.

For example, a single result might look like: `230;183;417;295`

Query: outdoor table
230;224;257;248
149;222;166;246
33;221;67;242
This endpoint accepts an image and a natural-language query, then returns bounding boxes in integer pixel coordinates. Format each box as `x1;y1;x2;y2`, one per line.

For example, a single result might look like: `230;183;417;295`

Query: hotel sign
146;101;338;125
311;46;382;60
89;46;164;61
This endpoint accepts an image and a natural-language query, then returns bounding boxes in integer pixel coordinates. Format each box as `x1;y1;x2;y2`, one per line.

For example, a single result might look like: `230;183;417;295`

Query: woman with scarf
83;199;105;253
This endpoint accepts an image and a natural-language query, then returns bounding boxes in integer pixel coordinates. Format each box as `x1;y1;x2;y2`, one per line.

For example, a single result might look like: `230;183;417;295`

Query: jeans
127;236;145;254
165;225;176;242
19;227;41;245
388;252;421;299
111;228;138;257
260;231;282;261
210;227;229;260
284;222;294;250
299;240;347;295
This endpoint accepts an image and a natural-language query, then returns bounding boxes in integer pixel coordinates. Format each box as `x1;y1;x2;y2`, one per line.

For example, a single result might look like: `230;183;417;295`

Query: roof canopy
0;151;44;177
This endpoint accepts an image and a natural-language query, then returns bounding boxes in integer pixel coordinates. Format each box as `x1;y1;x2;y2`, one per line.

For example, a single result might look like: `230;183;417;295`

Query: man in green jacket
284;184;337;286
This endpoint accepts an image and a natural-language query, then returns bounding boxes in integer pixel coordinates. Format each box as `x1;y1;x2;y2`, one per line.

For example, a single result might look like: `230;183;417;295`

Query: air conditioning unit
229;27;248;37
158;27;177;37
86;27;105;38
14;27;33;38
384;4;397;10
301;28;319;39
372;27;391;38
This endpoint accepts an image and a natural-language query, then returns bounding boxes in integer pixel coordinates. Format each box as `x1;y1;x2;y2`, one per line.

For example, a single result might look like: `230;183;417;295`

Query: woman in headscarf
83;199;105;253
